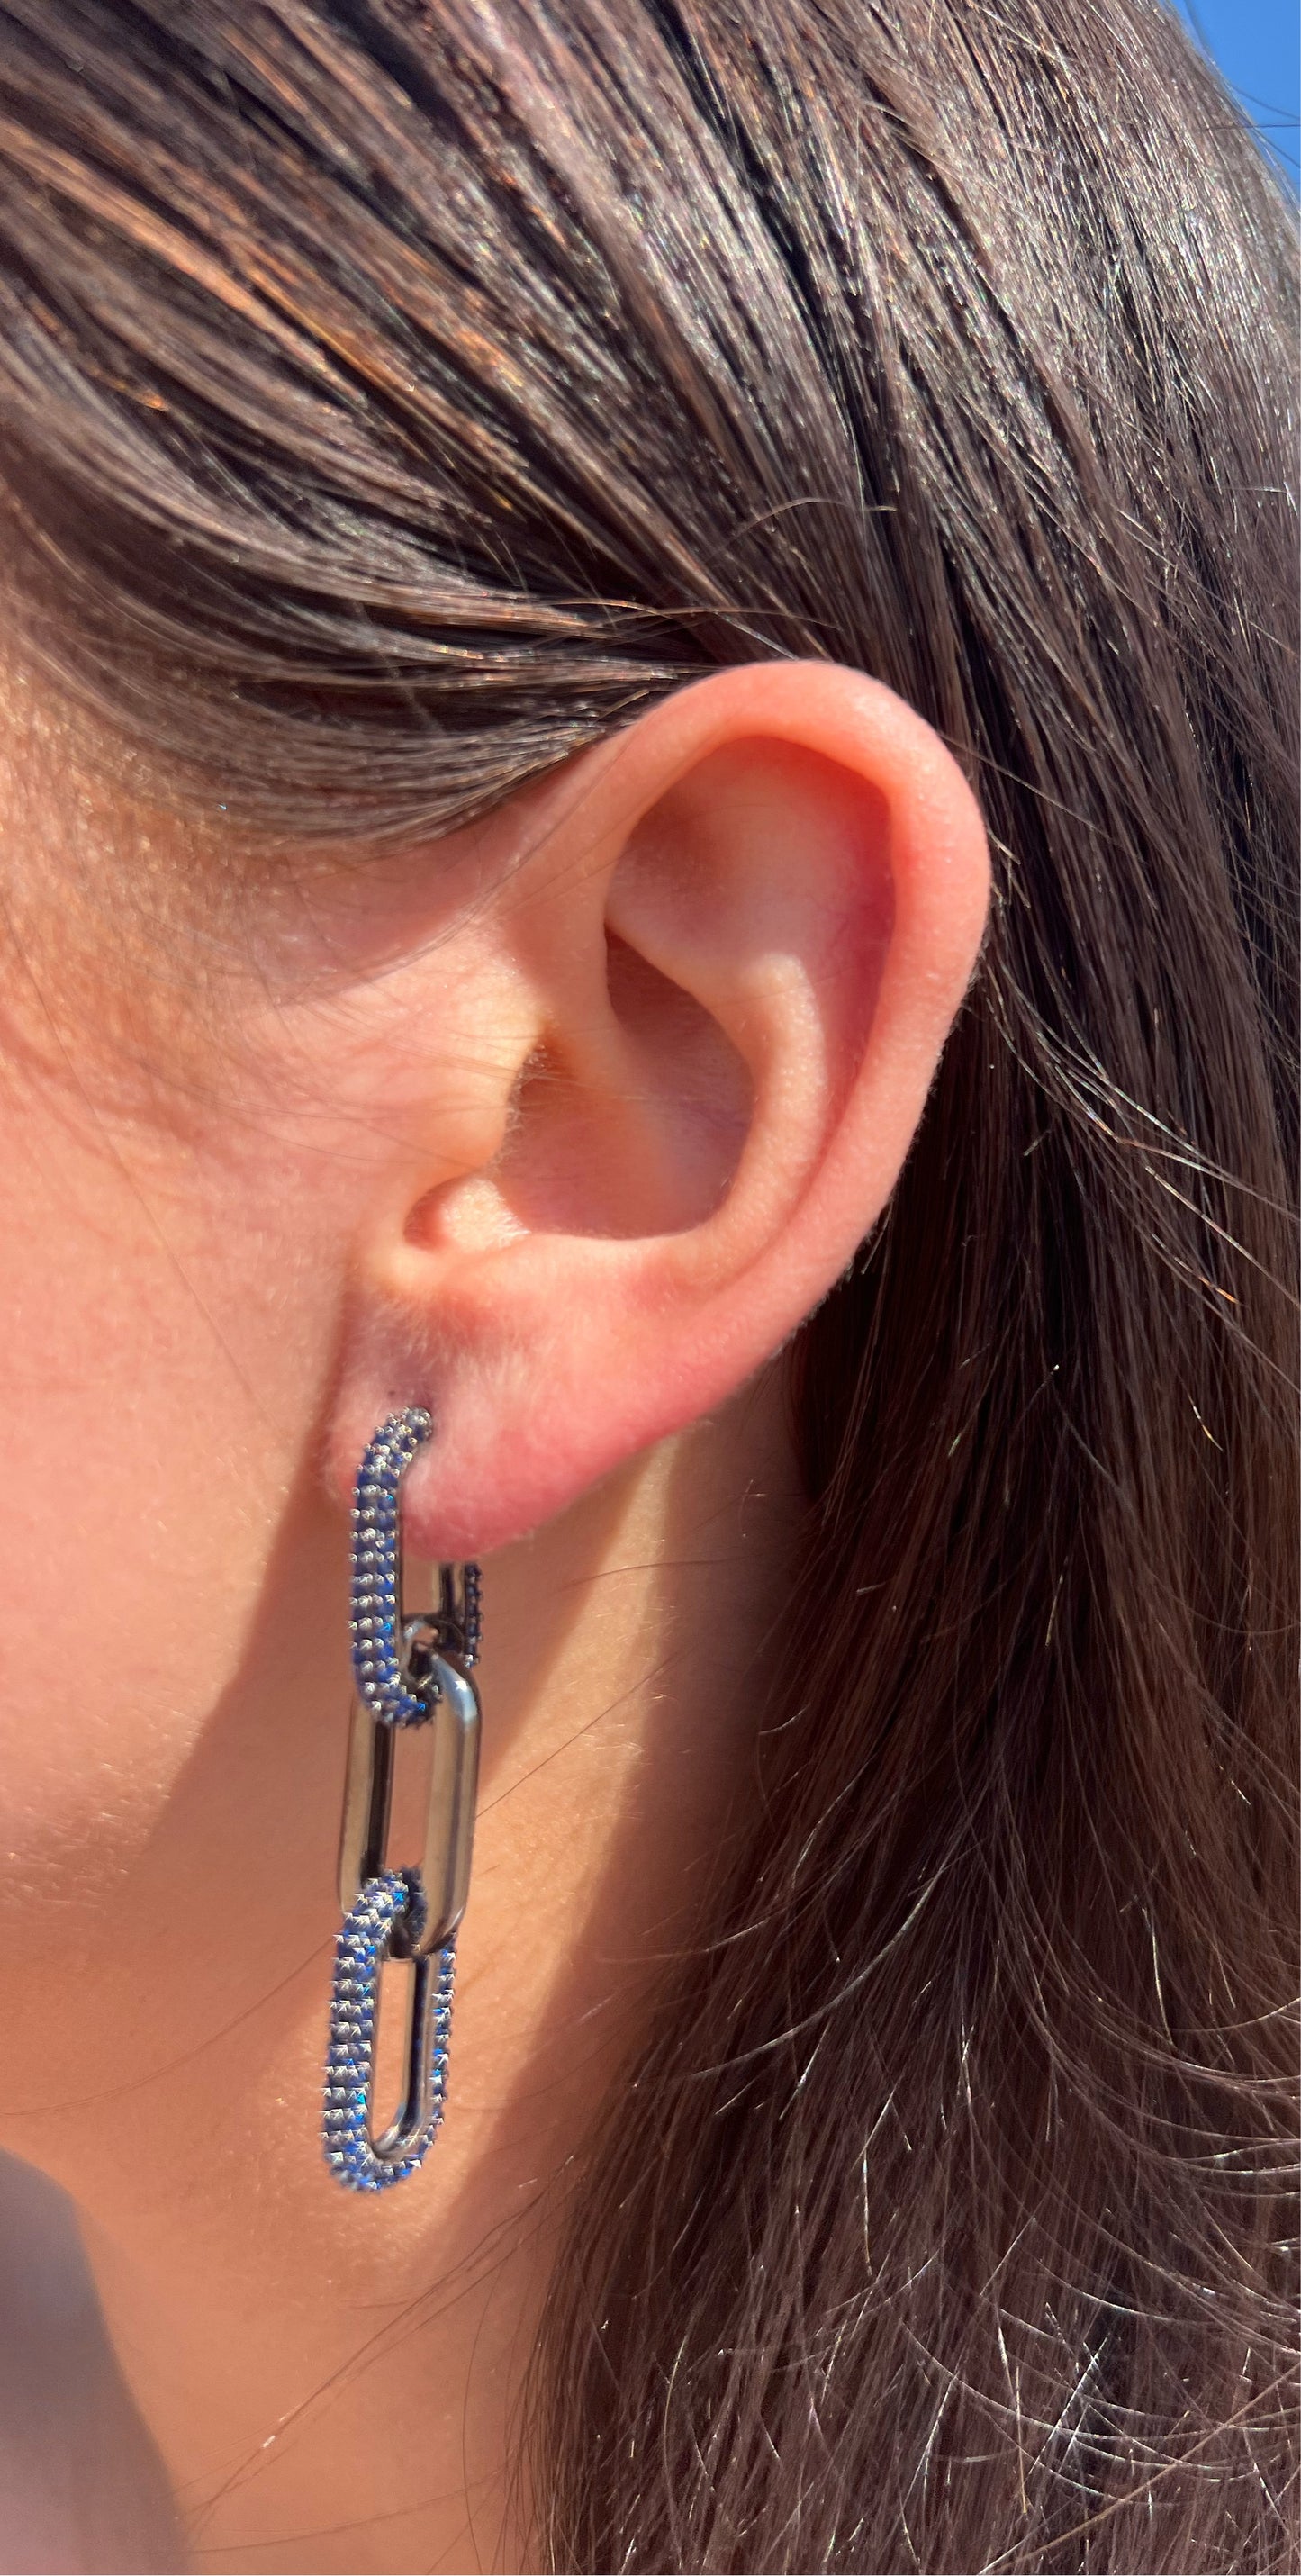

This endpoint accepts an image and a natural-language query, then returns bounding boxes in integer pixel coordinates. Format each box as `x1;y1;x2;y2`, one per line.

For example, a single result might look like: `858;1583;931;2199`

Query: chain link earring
321;1409;482;2192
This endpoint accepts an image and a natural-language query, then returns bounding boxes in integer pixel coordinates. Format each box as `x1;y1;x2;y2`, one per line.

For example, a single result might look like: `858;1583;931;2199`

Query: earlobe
330;663;989;1557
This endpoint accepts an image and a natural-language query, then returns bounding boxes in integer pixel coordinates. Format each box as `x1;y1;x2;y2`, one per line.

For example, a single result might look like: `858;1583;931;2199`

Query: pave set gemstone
325;1406;476;2192
321;1871;456;2194
456;1560;484;1668
348;1407;434;1727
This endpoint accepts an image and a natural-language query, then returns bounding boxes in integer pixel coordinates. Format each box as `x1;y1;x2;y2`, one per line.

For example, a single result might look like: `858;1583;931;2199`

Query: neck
68;1373;803;2574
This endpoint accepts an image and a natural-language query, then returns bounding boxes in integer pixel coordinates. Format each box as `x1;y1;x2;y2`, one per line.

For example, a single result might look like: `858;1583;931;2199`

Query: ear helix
321;1410;483;2193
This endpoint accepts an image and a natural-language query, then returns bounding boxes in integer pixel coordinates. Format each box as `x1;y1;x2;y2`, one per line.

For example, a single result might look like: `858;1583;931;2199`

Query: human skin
0;654;988;2571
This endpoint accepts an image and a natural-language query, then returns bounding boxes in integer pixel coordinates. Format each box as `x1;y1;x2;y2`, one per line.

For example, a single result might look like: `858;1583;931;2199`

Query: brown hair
0;2;1295;2566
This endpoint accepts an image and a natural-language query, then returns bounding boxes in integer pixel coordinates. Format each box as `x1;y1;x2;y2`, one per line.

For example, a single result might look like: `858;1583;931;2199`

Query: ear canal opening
417;930;752;1243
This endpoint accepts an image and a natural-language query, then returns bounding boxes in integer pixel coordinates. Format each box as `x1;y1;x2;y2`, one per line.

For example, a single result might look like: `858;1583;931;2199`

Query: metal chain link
323;1410;482;2194
322;1873;456;2192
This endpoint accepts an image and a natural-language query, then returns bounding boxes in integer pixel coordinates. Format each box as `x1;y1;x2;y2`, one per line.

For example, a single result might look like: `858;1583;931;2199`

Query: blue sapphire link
322;1872;457;2192
349;1407;435;1727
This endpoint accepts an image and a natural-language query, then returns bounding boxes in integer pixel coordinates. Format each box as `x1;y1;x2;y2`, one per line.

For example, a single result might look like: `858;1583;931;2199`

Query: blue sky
1178;0;1300;181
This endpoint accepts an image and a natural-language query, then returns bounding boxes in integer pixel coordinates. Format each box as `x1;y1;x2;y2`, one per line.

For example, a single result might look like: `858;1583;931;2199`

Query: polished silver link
338;1644;482;1956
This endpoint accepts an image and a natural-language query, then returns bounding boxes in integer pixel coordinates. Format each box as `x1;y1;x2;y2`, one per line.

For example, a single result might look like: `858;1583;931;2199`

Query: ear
330;663;989;1555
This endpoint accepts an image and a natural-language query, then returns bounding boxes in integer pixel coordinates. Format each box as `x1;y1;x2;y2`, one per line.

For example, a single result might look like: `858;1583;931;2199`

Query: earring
321;1408;483;2193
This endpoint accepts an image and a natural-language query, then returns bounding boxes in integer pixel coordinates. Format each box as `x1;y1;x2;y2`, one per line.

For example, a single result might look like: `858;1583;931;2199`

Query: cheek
0;1061;341;1948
